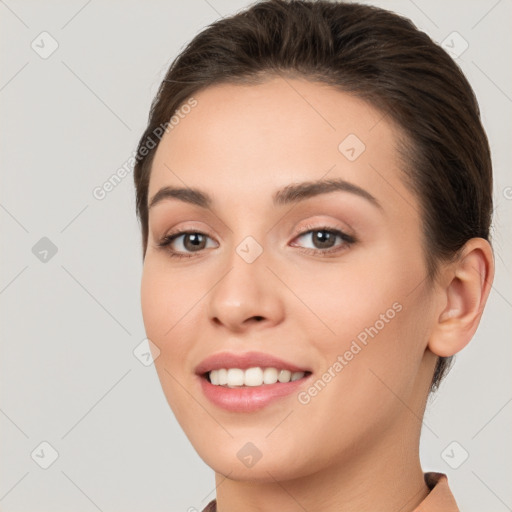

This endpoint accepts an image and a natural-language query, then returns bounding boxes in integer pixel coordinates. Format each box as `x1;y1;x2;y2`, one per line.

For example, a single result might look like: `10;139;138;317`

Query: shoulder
414;472;460;511
201;499;217;512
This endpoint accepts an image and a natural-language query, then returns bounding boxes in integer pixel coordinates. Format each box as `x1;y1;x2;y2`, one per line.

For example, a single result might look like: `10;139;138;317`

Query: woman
133;1;494;510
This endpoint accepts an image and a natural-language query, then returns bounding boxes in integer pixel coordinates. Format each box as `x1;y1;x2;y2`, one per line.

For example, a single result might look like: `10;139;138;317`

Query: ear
428;238;495;357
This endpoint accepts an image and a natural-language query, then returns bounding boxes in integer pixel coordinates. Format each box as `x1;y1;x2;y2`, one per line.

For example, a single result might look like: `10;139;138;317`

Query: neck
213;419;429;512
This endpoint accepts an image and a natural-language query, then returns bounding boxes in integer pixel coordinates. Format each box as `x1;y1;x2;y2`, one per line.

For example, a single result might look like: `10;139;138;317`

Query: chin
192;436;323;483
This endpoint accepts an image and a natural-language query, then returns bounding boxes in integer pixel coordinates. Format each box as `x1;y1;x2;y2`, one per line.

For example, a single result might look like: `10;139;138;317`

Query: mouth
195;351;313;412
203;367;312;387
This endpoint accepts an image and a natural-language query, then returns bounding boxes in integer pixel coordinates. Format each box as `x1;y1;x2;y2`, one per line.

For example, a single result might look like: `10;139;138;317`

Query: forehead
148;76;411;216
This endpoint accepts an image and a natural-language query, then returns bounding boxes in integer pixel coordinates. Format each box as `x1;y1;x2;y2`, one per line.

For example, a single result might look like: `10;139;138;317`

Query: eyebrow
148;178;382;211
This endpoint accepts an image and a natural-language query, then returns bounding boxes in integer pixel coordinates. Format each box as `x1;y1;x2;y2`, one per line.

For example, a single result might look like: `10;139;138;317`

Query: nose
207;246;285;333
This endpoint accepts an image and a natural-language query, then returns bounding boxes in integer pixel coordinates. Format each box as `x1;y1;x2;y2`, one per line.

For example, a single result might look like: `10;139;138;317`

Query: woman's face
141;77;440;480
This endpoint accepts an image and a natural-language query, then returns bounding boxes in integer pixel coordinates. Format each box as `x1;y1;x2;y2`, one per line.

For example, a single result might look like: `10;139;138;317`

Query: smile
207;367;308;387
195;350;313;412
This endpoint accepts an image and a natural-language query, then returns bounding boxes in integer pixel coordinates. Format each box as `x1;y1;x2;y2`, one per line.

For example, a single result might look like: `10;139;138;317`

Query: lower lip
198;374;311;412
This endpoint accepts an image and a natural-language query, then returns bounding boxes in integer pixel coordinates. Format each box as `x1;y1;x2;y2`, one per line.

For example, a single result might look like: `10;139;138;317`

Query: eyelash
156;226;356;260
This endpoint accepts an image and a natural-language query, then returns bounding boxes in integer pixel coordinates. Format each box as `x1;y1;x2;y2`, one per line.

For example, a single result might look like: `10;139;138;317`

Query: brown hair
133;0;493;392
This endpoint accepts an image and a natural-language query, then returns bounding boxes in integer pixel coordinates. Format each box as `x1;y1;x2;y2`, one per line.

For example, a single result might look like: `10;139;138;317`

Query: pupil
314;230;334;248
185;233;205;250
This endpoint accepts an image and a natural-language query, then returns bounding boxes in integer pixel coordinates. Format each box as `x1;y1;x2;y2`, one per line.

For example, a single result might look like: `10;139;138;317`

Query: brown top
201;472;459;511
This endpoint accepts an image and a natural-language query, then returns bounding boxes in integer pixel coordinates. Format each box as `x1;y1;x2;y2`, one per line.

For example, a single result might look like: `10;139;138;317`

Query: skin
140;76;494;512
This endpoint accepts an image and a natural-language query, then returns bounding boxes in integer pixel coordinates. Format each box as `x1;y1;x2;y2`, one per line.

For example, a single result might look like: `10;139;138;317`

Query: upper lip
195;351;311;375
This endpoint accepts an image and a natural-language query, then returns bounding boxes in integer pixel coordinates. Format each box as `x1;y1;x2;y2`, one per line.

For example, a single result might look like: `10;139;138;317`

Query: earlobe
428;238;494;358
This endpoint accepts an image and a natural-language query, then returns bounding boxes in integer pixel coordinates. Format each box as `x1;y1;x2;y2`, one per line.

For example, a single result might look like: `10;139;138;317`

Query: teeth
208;367;306;387
244;367;263;387
263;367;278;384
278;370;291;383
227;368;244;387
218;369;228;386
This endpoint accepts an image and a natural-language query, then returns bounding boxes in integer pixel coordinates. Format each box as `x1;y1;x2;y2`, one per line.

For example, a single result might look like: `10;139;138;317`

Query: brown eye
157;231;218;258
180;233;208;252
294;228;353;251
310;230;337;249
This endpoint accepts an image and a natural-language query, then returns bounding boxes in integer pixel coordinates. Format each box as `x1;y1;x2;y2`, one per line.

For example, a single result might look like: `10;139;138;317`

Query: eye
157;231;217;258
156;226;356;259
291;226;355;256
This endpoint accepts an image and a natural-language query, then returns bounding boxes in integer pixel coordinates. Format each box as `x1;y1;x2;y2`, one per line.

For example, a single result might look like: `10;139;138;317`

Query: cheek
140;259;198;363
140;260;200;418
293;253;406;340
141;263;171;340
297;243;429;384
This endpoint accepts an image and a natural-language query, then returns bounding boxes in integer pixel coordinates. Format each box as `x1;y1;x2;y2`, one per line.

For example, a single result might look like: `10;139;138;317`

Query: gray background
1;0;511;510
